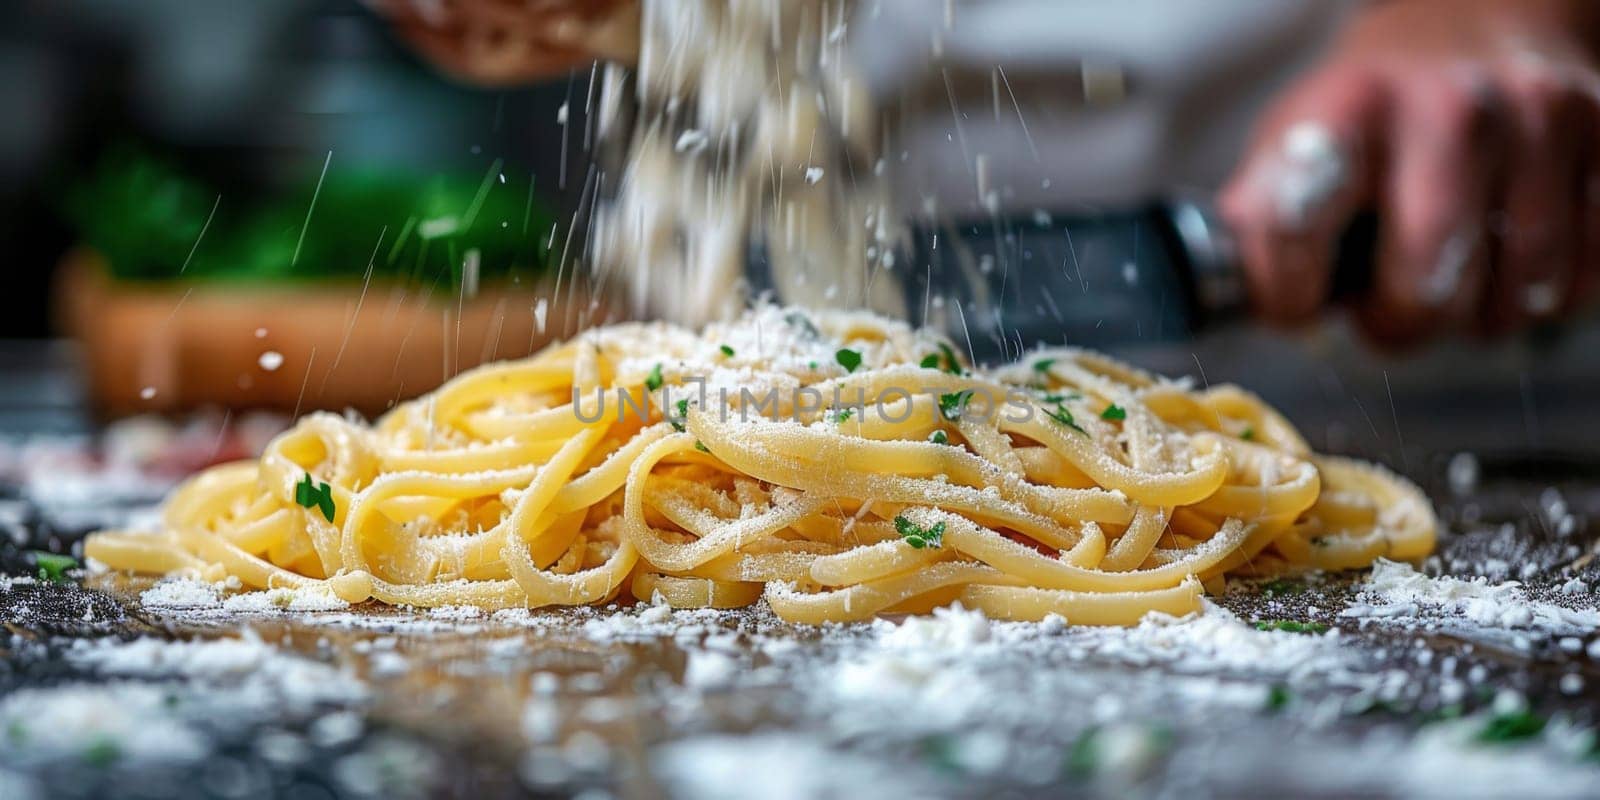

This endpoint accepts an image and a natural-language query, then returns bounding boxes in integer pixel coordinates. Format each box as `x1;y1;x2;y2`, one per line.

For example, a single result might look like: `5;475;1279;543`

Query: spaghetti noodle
86;306;1436;625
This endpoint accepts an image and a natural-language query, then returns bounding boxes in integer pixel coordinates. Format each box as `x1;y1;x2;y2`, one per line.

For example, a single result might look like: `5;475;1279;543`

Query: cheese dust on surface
137;578;350;614
0;631;367;769
1344;559;1600;634
65;570;1600;797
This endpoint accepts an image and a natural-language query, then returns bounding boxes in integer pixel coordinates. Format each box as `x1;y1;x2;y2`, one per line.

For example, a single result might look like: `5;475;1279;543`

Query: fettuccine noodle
86;306;1436;625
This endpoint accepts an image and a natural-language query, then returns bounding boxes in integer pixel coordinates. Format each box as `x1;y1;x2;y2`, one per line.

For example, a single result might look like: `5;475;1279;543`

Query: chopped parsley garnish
1040;391;1081;405
1241;426;1256;441
1032;358;1057;374
644;362;664;391
1047;404;1087;435
784;311;821;339
929;430;949;445
1477;710;1545;743
1260;578;1304;597
1065;727;1100;778
671;399;689;432
719;344;735;357
937;342;964;375
1266;684;1291;712
835;348;862;373
694;440;710;453
919;354;940;369
1346;696;1403;717
920;734;962;773
1099;403;1126;421
1065;725;1170;779
31;551;77;584
938;390;972;421
295;473;337;522
835;408;855;423
1253;619;1329;634
808;360;819;371
83;738;121;767
893;515;946;549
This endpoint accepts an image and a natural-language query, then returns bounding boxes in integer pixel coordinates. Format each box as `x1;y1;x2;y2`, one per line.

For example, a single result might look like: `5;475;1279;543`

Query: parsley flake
937;342;963;375
719;344;734;357
32;551;76;584
1478;710;1545;743
939;391;972;421
919;354;940;369
836;408;855;423
1032;358;1056;374
1261;579;1303;597
1065;727;1100;778
929;430;948;445
1241;426;1256;441
644;363;664;392
671;399;689;432
694;440;710;453
835;348;863;373
893;515;946;549
1047;404;1087;435
295;473;337;522
1253;619;1329;634
1266;685;1291;712
83;738;121;768
1099;403;1126;421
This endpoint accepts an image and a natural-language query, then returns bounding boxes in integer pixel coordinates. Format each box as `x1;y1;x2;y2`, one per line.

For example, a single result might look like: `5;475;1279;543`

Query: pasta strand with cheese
86;306;1436;625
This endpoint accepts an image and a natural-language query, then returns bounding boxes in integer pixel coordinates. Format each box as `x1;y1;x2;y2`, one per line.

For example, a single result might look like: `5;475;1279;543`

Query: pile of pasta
86;307;1436;625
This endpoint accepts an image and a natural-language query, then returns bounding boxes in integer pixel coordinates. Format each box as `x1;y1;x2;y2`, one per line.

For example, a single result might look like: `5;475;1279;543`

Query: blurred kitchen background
0;0;1596;496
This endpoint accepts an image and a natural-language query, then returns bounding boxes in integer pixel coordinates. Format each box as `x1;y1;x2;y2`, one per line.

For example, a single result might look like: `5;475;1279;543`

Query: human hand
1220;0;1600;345
370;0;639;85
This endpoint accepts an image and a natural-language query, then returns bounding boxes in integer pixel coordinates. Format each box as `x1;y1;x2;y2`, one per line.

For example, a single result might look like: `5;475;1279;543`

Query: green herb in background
835;348;863;373
64;147;557;287
32;551;76;583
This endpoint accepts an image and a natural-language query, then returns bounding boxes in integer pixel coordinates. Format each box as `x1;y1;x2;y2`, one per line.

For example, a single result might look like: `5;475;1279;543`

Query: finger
389;19;591;85
1220;69;1387;326
1358;72;1502;346
1485;62;1588;331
